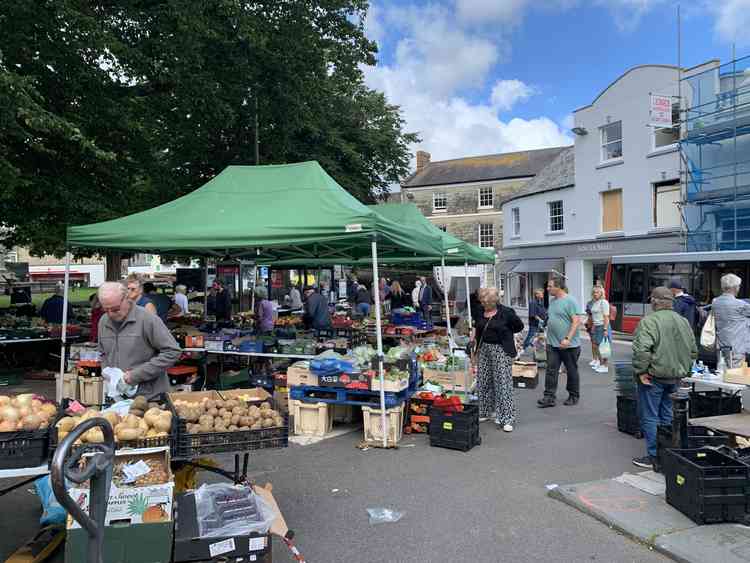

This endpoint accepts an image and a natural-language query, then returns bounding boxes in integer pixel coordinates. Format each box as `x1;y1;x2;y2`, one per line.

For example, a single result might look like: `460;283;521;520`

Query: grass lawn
0;287;96;309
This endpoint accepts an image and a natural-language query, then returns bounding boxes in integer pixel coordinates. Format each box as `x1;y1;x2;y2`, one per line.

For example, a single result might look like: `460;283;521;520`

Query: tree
0;1;417;257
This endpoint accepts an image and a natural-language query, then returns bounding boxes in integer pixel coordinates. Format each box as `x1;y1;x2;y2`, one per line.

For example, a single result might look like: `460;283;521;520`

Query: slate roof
500;146;575;206
402;146;569;188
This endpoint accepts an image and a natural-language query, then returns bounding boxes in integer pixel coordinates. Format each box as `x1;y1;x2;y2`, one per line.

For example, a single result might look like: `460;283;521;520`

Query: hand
560;337;570;349
639;374;653;386
124;370;134;385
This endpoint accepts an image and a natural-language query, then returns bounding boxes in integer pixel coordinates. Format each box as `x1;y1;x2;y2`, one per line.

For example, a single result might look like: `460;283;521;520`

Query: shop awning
512;258;564;275
498;260;521;274
66;162;444;262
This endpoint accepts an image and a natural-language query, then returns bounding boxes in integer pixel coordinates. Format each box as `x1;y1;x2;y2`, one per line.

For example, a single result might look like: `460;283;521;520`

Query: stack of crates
428;403;481;452
614;361;641;438
664;448;750;524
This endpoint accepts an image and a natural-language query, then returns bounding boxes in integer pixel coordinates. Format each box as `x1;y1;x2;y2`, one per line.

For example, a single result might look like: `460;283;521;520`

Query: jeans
522;324;539;350
544;346;581;399
356;303;371;316
637;380;677;457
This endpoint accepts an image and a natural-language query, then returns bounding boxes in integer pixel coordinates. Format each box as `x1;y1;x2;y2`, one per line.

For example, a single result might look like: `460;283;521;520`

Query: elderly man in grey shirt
712;273;750;368
97;282;181;400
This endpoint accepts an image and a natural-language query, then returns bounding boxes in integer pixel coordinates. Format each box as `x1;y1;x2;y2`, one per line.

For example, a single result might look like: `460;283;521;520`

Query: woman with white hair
711;273;750;368
254;286;275;334
174;284;189;317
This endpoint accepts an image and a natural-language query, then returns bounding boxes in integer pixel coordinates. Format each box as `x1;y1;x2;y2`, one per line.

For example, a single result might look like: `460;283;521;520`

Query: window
510;274;527;308
548;200;564;232
433;193;447;212
654;181;681;228
478;186;494;208
511;207;520;237
600;121;623;162
653;103;680;149
601;189;623;232
479;223;494;248
437;224;447;232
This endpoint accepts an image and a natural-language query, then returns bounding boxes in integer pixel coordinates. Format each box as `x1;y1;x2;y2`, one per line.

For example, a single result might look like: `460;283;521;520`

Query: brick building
399;147;568;285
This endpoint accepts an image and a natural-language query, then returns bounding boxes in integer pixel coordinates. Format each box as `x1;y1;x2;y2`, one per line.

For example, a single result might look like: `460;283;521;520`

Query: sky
362;0;750;165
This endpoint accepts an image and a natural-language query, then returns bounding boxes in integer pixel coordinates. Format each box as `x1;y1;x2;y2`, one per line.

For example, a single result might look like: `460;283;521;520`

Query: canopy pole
57;250;71;402
371;239;388;448
250;264;256;314
203;259;209;321
441;256;453;343
464;259;473;331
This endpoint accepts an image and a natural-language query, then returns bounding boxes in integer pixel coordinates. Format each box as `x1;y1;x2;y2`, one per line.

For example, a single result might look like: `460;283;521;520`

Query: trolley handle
50;417;115;563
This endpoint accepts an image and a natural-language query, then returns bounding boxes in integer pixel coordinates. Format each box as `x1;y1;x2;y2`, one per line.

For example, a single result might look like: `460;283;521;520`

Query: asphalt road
0;340;669;563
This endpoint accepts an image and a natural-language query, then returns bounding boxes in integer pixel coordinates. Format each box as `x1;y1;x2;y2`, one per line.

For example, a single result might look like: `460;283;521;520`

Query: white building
501;62;715;322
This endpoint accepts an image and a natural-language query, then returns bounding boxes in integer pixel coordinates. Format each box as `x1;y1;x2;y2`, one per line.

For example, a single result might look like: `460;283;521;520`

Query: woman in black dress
473;288;524;431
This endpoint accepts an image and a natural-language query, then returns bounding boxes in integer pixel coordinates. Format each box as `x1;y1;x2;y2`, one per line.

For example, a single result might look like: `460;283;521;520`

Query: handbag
599;336;612;359
700;311;716;349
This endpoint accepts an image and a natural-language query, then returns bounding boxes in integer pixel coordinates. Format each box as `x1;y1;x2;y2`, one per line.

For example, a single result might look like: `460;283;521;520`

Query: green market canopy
66;162;444;261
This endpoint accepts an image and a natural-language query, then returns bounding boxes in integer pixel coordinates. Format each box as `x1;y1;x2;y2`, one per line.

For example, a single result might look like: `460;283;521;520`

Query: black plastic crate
655;425;730;472
428;404;481;452
663;448;750;525
689;390;742;419
0;429;49;469
616;396;642;438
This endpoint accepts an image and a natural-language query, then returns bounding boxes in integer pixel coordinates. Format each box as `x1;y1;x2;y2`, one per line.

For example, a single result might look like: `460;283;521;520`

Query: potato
251;422;262;430
132;395;148;410
40;403;58;419
230;415;240;426
231;406;244;416
228;425;239;431
57;417;76;432
153;413;172;433
260;402;271;411
123;414;141;429
117;427;140;441
138;418;149;434
85;428;105;443
198;423;213;433
207;407;219;417
102;411;120;428
204;400;216;410
146;428;159;438
58;430;69;441
218;408;229;418
21;415;42;431
225;400;239;410
129;408;145;418
261;418;274;429
239;416;252;428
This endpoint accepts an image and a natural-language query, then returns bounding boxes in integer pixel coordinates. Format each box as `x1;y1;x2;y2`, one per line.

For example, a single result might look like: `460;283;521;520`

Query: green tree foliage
0;1;417;256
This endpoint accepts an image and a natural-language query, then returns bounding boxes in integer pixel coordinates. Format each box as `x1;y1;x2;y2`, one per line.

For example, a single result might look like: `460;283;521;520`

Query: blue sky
362;0;750;163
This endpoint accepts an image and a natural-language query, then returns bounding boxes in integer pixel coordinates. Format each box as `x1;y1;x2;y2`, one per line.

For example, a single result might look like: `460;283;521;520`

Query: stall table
0;464;49;497
691;412;750;440
683;376;746;394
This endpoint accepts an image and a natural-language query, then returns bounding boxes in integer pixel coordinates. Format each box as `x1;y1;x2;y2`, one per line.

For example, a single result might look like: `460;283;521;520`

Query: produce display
0;394;57;432
172;398;284;434
112;457;170;487
55;395;173;444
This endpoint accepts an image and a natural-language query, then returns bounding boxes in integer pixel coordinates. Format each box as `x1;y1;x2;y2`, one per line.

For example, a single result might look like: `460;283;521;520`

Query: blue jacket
419;284;433;308
40;295;73;324
672;293;698;329
528;299;547;327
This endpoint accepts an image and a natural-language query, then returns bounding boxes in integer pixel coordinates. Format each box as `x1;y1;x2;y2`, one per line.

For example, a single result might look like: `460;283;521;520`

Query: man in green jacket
632;286;698;469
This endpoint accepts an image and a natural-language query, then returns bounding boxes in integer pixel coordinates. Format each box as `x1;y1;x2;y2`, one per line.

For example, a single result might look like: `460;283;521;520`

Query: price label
443;422;453;431
209;538;236;558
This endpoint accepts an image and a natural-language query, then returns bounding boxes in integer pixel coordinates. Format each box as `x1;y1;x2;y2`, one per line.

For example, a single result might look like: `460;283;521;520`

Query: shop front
500;232;682;316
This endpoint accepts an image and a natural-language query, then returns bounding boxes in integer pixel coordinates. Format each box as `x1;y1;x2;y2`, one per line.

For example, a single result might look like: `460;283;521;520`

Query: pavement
0;341;673;563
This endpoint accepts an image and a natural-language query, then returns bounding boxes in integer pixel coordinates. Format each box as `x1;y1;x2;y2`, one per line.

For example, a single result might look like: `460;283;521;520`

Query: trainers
537;397;556;408
595;365;609;374
479;417;491;423
589;359;600;367
632;456;654;469
563;396;579;406
502;424;514;432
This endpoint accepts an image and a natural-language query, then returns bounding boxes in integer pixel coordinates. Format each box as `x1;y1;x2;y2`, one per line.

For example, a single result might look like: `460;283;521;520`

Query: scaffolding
680;55;750;251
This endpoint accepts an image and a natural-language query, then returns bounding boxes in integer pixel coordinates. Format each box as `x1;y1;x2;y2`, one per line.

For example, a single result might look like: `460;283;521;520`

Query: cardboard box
370;373;409;393
362;404;405;445
220;387;273;405
512;361;539;389
66;521;173;563
173;492;271;563
724;367;750;386
286;364;318;387
422;368;473;392
291;400;332;436
274;388;290;414
67;447;174;529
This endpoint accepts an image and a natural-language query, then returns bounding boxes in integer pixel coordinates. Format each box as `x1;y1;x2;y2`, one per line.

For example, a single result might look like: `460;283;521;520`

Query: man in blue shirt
538;278;582;408
40;285;73;325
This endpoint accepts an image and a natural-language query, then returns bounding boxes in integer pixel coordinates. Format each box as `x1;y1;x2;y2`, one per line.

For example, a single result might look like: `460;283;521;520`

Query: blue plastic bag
310;358;356;376
34;475;67;526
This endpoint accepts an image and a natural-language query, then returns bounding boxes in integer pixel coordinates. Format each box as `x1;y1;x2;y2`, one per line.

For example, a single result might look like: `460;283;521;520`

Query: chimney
416;150;431;173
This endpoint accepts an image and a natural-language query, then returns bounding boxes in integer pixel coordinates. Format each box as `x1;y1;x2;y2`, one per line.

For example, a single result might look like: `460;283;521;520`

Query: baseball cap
668;278;684;290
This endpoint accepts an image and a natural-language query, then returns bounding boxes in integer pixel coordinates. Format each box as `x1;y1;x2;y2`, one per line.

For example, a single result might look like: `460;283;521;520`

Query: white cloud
710;0;750;46
455;0;531;25
490;79;537;111
363;3;385;44
594;0;666;32
561;113;575;131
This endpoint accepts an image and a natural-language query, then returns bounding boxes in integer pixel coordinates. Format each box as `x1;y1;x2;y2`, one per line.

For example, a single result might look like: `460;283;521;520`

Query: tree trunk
105;253;123;281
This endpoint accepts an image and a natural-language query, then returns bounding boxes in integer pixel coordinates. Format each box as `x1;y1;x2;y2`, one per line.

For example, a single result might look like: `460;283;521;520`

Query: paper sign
345;223;363;233
248;537;266;551
209;538;236;558
121;460;151;483
650;94;673;128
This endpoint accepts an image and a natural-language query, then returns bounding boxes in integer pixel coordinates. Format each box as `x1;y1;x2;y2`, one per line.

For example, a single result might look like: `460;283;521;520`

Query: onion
15;394;34;407
21;415;41;431
0;396;10;406
18;406;31;418
0;406;20;422
0;420;16;432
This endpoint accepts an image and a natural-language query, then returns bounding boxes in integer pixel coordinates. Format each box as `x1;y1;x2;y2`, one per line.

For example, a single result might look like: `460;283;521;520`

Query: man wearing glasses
97;282;181;400
125;275;158;316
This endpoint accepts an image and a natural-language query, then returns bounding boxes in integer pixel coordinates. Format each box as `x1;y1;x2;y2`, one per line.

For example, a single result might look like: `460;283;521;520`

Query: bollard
671;390;690;449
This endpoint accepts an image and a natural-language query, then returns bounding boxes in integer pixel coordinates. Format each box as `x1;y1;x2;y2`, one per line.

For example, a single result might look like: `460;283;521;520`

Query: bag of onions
0;393;58;469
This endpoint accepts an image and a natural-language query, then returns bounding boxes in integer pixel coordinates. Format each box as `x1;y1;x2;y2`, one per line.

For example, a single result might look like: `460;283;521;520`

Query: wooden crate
78;376;103;405
512;361;539;390
362;404;404;446
62;372;79;400
370;374;409;393
290;400;333;437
